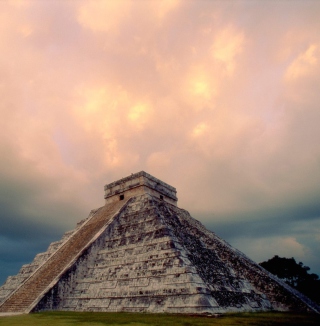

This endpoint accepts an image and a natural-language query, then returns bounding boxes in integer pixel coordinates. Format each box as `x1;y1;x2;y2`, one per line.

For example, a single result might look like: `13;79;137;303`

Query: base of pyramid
0;312;25;317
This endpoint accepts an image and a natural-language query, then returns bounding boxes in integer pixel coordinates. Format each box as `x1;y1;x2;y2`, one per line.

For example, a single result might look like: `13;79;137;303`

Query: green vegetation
0;311;319;326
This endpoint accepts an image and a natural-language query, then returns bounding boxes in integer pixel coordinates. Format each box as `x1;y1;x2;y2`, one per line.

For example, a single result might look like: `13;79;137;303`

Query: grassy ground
0;311;319;326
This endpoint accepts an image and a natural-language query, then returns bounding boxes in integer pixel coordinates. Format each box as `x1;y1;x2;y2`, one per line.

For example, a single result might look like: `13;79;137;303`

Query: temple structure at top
104;171;178;206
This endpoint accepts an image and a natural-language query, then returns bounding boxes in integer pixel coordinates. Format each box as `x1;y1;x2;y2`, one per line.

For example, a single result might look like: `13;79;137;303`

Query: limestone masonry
104;171;177;206
0;171;319;314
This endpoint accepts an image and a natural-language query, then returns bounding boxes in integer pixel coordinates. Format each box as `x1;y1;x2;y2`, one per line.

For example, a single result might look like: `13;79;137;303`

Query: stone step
0;200;126;313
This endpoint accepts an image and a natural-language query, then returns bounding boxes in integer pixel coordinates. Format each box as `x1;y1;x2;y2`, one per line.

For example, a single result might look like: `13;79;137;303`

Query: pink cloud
1;0;320;280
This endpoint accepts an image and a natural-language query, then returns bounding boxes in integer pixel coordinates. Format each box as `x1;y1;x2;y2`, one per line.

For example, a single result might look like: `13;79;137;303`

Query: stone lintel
104;171;177;206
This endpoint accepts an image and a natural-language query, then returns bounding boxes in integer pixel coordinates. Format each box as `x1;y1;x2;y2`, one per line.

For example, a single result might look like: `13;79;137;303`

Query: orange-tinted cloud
285;44;319;80
211;26;245;75
1;0;320;282
77;0;132;33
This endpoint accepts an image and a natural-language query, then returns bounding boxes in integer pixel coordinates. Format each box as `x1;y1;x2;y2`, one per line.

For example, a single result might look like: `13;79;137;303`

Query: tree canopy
259;255;320;305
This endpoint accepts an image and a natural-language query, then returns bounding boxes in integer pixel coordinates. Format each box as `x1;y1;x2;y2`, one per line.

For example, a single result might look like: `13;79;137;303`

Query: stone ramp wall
0;209;99;305
0;200;127;313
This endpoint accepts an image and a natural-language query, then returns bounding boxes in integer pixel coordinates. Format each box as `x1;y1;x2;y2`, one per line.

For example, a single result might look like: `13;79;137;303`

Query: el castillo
0;171;319;315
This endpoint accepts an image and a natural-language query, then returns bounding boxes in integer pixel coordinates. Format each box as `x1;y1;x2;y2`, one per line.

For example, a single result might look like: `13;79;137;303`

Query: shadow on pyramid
0;171;319;314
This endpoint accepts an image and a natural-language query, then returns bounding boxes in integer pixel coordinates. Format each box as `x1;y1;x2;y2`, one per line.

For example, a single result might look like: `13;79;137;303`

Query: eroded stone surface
0;172;319;314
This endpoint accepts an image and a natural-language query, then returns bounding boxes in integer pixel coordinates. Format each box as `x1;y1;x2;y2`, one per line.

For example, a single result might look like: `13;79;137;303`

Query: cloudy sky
1;0;320;285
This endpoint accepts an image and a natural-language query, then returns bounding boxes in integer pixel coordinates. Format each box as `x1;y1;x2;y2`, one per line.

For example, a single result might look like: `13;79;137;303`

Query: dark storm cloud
0;141;92;284
202;204;320;275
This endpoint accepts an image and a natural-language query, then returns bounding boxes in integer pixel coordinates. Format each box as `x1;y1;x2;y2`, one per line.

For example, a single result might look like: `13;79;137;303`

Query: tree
259;255;320;305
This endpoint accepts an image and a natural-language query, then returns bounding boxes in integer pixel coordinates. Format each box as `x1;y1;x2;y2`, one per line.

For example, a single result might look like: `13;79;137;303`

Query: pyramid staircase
0;199;128;313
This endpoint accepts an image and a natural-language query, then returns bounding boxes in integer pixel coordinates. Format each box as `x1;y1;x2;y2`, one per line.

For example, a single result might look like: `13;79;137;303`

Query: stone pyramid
0;171;319;314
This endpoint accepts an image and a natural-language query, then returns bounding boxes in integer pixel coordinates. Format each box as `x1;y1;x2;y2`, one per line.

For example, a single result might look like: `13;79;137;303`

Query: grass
0;311;319;326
